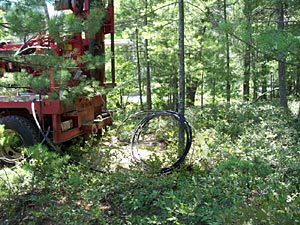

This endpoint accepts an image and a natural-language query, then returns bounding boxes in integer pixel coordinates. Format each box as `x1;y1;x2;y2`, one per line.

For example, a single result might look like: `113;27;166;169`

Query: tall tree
242;0;252;101
223;0;231;103
178;0;185;115
277;0;288;108
135;27;144;110
145;0;152;110
5;1;45;41
115;0;300;108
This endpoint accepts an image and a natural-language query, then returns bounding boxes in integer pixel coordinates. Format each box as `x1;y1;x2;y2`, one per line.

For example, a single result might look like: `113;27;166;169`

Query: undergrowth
0;101;299;224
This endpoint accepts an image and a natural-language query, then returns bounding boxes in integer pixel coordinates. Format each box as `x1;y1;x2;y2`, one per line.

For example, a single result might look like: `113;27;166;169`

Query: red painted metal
0;0;115;144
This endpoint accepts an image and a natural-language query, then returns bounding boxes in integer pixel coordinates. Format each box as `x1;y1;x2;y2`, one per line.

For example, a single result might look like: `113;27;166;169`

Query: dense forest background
113;0;300;110
0;0;300;224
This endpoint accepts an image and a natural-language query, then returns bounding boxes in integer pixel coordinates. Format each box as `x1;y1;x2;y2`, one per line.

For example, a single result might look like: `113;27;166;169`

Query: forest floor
0;101;300;224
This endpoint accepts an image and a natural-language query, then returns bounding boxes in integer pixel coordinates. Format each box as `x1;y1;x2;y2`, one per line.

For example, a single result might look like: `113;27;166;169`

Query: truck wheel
0;116;39;163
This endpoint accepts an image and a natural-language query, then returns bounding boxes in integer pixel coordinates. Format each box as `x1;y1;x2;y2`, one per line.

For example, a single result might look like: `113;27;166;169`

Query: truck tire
0;115;39;163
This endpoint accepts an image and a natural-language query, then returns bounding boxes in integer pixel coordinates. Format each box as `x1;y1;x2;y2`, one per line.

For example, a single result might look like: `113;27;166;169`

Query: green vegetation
1;101;299;224
0;0;300;224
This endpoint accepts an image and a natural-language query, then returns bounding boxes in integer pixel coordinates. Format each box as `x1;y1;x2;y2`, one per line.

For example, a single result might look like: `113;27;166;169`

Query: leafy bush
1;101;300;224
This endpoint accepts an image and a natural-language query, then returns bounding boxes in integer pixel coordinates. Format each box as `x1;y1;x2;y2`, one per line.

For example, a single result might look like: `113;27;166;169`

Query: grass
0;101;300;224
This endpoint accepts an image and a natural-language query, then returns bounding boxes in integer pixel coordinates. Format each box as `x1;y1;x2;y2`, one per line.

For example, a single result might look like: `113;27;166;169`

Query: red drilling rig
0;0;115;163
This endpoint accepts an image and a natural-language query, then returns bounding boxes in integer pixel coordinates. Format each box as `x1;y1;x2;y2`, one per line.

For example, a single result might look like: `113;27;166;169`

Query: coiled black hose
130;110;193;173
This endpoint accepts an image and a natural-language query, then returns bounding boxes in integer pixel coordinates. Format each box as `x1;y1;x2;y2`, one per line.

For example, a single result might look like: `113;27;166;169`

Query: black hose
31;99;62;153
130;110;193;174
31;104;192;174
31;99;108;173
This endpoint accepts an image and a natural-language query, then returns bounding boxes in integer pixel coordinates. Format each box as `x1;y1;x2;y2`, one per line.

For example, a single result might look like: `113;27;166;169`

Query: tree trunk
277;0;288;108
178;0;185;151
252;70;258;101
295;61;300;95
224;0;230;103
145;40;151;110
135;28;144;110
252;51;258;101
243;1;251;101
201;72;204;108
186;81;198;107
41;0;50;22
145;0;152;110
261;62;268;100
173;73;179;111
243;48;251;101
178;0;185;115
212;78;216;105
